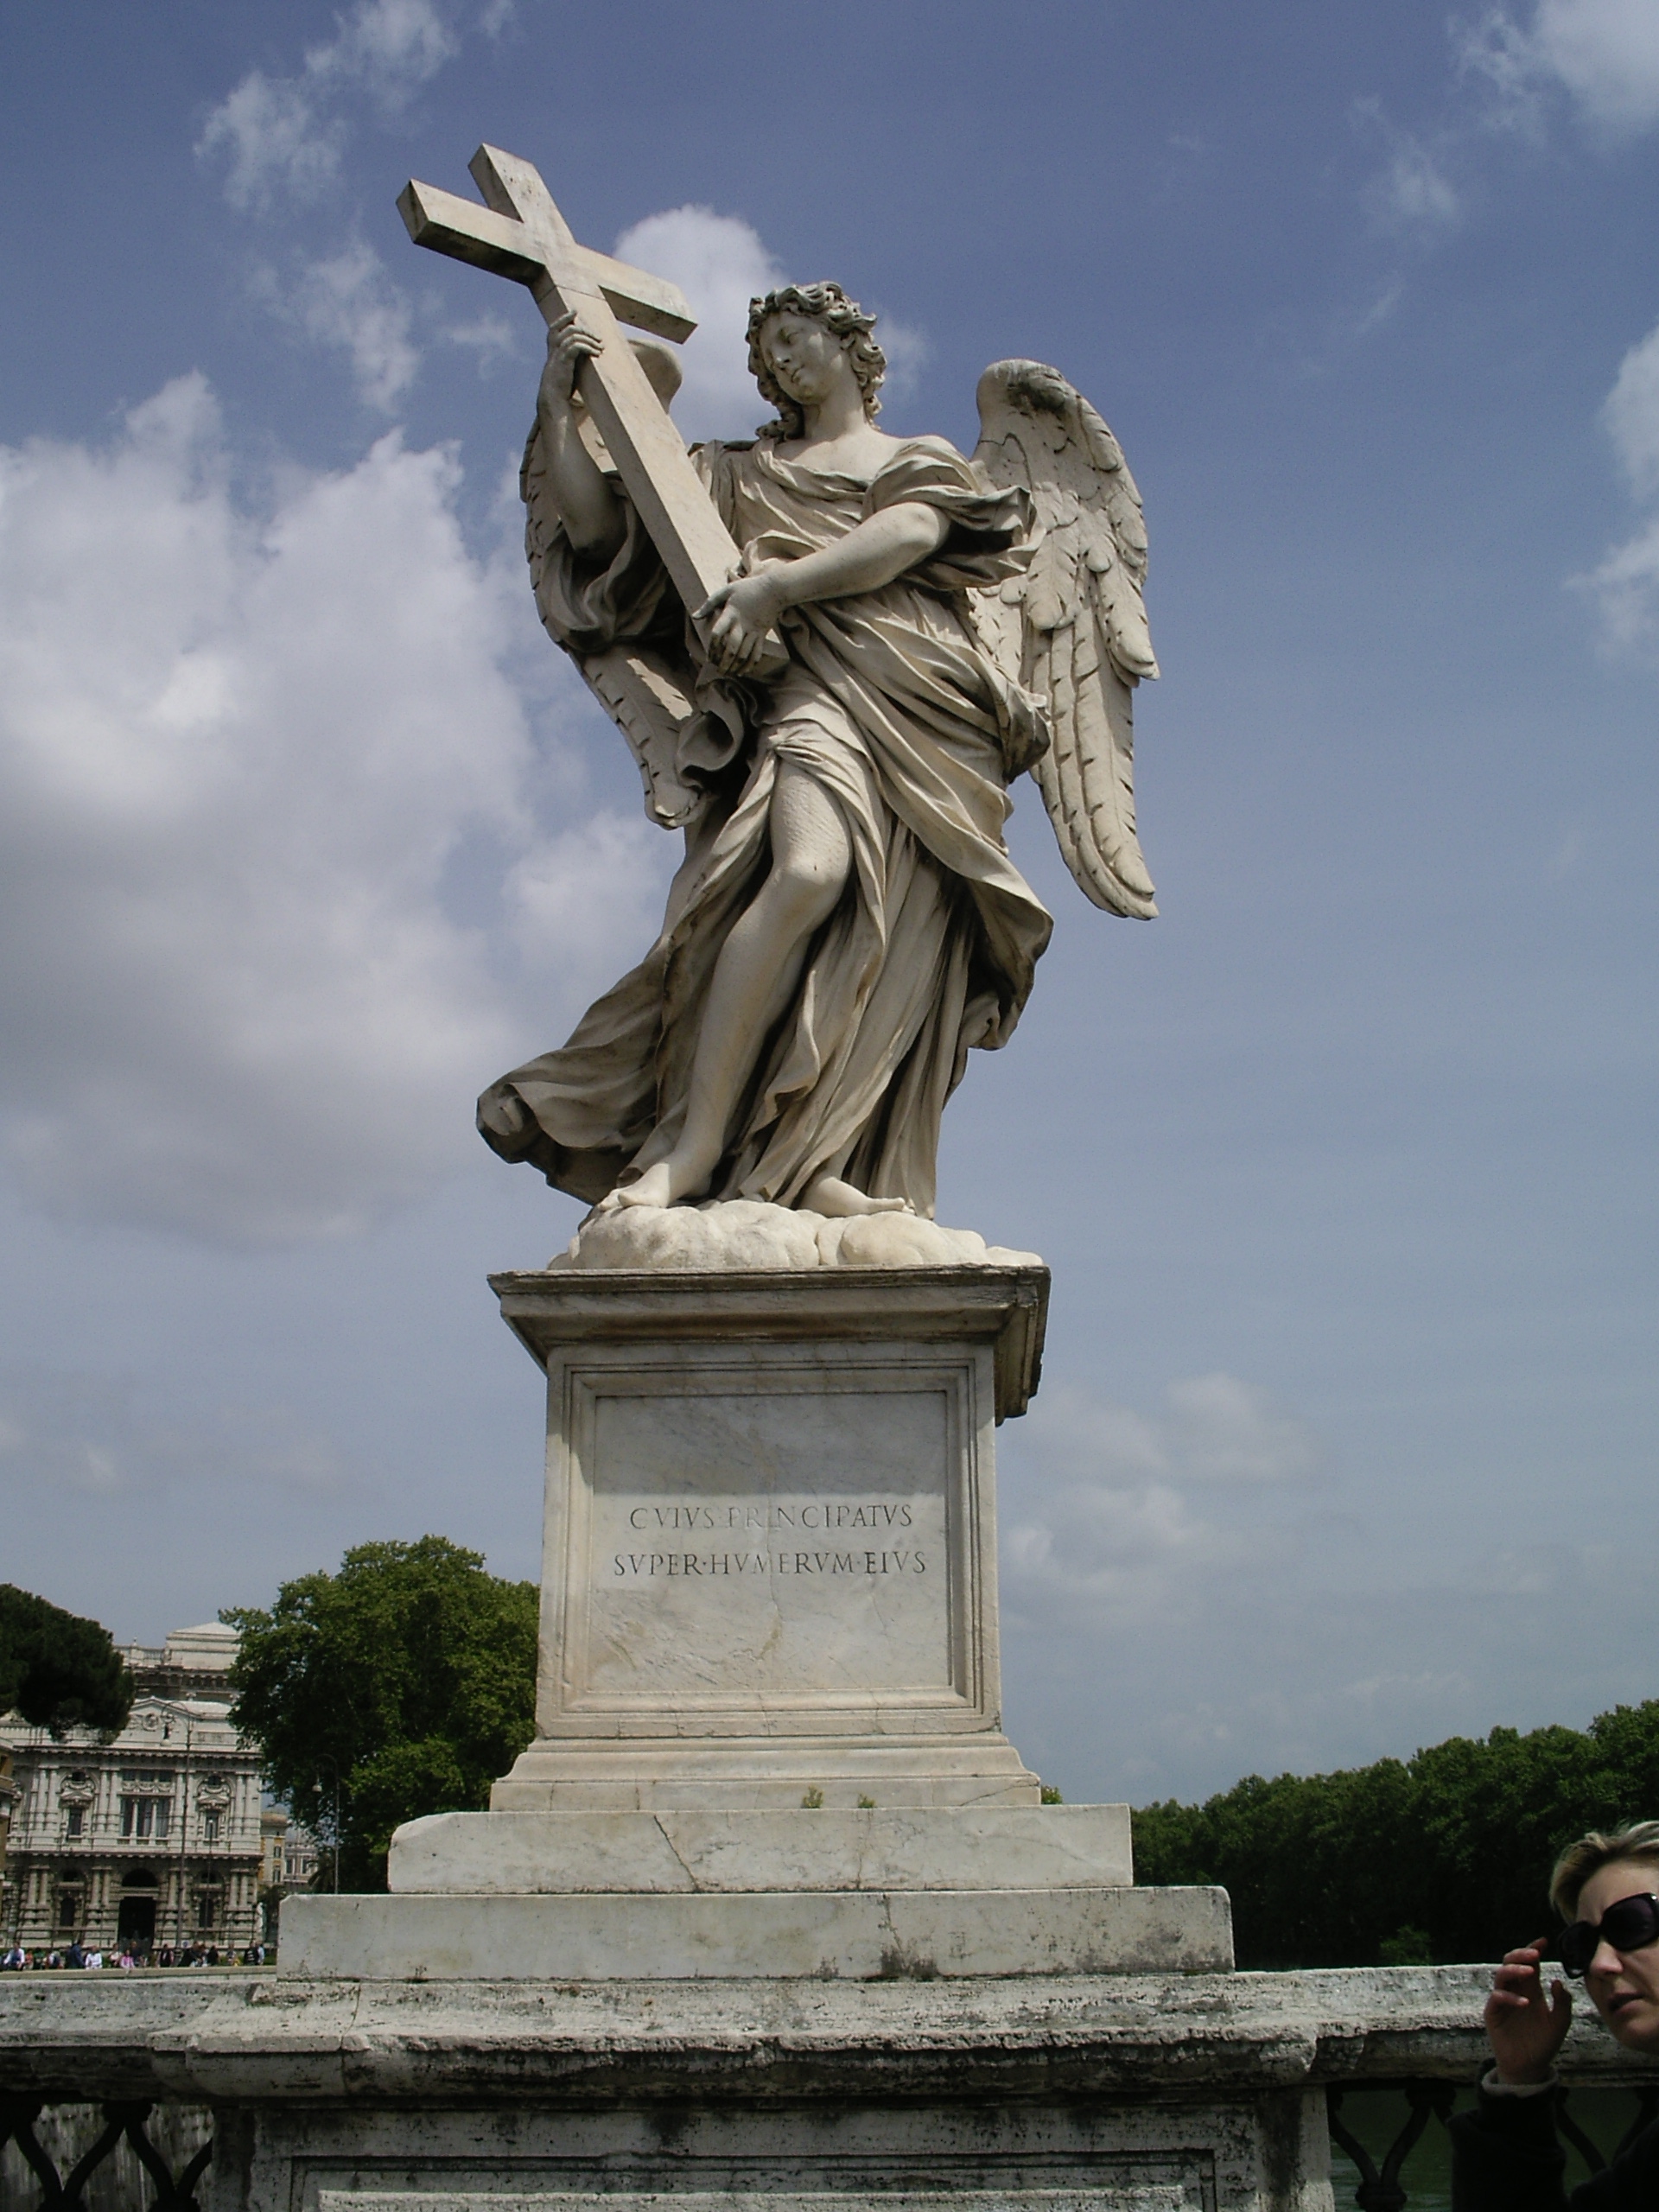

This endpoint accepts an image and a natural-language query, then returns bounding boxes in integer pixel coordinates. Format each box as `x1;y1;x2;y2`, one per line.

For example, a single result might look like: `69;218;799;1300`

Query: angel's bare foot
803;1175;912;1218
613;1150;714;1210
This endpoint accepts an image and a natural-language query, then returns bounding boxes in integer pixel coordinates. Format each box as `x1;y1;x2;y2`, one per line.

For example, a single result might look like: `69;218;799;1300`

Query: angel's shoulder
884;431;969;466
869;432;977;488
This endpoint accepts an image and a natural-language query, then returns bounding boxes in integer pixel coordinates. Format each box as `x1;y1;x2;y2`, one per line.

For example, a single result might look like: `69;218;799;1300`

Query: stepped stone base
387;1804;1134;1892
489;1733;1042;1812
279;1881;1230;1982
279;1803;1228;1982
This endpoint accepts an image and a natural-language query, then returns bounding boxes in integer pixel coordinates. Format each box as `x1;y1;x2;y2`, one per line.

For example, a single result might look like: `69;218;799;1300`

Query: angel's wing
971;359;1159;919
521;419;709;833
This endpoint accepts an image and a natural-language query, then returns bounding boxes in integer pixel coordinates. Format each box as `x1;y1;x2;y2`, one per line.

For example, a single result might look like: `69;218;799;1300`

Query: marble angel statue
477;282;1159;1220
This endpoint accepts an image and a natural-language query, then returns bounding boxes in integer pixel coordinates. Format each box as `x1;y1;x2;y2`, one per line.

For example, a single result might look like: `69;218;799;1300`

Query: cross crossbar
398;145;784;673
396;180;696;343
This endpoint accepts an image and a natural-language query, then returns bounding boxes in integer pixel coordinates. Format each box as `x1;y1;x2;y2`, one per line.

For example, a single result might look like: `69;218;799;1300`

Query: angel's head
747;283;886;441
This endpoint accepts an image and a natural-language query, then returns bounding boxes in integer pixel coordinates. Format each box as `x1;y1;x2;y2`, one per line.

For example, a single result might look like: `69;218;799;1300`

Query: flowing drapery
478;432;1055;1217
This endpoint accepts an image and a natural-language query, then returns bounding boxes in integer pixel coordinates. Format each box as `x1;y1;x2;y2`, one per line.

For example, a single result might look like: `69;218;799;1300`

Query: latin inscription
626;1502;915;1529
613;1547;926;1577
611;1496;925;1581
571;1377;957;1702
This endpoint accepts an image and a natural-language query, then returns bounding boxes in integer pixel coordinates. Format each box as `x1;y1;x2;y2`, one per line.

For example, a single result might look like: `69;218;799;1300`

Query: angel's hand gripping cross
397;145;785;676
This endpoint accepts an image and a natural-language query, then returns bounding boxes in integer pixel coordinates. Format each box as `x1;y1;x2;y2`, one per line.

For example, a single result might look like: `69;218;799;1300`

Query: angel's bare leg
616;763;853;1209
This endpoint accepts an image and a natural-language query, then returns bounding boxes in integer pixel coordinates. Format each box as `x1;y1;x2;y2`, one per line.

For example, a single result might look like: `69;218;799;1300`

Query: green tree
1133;1702;1659;1968
226;1536;538;1890
0;1586;132;1736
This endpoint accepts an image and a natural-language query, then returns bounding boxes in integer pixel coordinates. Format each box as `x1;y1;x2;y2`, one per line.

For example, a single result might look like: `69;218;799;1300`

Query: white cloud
1355;103;1461;234
504;811;672;1002
998;1374;1324;1627
444;312;519;376
307;0;457;104
612;207;785;443
0;372;559;1244
0;1364;353;1501
1603;320;1659;495
1162;1372;1324;1484
1580;512;1659;647
1372;139;1461;229
255;243;419;410
1578;318;1659;647
995;1370;1659;1802
199;0;458;211
198;71;342;212
611;207;932;439
868;314;931;416
1460;0;1659;132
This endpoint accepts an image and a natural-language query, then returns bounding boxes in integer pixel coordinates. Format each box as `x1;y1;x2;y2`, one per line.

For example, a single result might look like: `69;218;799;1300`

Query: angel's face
758;313;853;408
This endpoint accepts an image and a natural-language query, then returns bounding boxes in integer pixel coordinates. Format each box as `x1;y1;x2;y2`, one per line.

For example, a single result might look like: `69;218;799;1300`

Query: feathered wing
521;421;708;832
971;359;1159;919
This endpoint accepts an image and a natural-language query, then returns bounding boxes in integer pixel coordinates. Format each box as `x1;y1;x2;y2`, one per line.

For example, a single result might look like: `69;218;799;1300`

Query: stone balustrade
2;1964;1655;2209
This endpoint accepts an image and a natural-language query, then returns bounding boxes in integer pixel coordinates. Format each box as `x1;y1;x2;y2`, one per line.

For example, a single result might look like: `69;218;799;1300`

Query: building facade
258;1808;320;1894
0;1624;264;1955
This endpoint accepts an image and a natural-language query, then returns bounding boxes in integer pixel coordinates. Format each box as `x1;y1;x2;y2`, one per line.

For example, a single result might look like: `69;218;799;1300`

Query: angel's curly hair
747;283;886;441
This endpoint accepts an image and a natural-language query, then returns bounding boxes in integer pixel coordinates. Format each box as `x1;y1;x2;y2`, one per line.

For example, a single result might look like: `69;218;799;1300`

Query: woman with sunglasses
1451;1820;1659;2206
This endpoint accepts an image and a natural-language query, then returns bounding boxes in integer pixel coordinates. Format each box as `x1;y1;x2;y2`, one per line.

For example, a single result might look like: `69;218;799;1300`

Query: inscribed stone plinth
320;1253;1237;1982
488;1263;1047;1812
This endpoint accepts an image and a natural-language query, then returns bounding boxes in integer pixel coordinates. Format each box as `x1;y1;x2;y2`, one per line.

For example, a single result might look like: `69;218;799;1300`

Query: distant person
64;1940;84;1969
1452;1820;1659;2206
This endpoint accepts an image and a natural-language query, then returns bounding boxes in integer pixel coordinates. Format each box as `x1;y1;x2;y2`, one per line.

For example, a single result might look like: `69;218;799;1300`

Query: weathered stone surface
325;2188;1223;2212
490;1263;1048;1420
388;1805;1134;1894
285;2095;1318;2212
278;1882;1229;1982
484;1265;1048;1815
3;1965;1651;2104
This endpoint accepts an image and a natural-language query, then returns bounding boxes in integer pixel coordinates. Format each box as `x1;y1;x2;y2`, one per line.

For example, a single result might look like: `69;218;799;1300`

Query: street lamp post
313;1758;340;1895
161;1710;192;1955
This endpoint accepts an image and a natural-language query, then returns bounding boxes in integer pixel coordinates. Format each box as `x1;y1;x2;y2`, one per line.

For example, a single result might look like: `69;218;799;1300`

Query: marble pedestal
489;1262;1049;1812
285;1257;1230;1985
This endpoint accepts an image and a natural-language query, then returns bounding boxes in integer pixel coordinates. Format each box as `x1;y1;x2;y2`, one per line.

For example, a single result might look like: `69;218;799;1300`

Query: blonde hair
1549;1820;1659;1919
746;283;886;441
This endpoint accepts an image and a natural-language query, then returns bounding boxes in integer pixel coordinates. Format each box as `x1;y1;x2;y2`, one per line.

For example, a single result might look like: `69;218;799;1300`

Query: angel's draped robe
477;430;1056;1217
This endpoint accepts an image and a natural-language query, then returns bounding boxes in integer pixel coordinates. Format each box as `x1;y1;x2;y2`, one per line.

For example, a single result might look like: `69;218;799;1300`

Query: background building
0;1624;263;1954
0;1751;16;1888
259;1808;320;1894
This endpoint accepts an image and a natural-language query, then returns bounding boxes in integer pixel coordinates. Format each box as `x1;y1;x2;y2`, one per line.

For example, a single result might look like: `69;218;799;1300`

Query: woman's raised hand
539;308;604;413
1484;1937;1573;2084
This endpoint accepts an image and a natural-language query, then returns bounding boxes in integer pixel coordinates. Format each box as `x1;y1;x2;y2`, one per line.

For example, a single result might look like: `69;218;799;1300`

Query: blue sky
1;0;1655;1805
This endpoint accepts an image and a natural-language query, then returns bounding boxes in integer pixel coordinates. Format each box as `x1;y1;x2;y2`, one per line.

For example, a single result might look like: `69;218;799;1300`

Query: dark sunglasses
1558;1892;1659;1978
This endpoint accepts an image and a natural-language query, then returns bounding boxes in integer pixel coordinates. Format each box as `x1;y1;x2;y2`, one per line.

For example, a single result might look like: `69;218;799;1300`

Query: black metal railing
0;2099;211;2212
1328;2081;1659;2209
2;2071;1656;2209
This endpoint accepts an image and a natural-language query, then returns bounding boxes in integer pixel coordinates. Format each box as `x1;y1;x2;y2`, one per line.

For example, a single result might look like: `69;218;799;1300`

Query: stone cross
398;146;781;671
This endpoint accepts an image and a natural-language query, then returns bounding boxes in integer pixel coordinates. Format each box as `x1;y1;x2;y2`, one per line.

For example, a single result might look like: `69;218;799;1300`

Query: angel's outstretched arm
536;312;626;563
